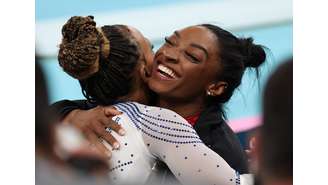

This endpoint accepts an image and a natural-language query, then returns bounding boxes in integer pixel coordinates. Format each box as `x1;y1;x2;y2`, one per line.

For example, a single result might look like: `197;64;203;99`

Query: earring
207;91;212;96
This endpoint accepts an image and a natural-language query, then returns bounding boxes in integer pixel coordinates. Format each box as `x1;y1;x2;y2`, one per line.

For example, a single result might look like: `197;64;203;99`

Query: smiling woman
145;24;266;180
149;24;266;116
149;26;222;104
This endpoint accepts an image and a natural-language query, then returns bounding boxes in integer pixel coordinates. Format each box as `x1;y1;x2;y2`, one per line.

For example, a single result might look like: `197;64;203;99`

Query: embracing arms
50;100;124;156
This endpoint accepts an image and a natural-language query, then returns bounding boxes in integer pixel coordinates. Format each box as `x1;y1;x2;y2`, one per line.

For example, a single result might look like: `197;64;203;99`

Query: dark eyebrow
174;31;181;38
190;43;209;59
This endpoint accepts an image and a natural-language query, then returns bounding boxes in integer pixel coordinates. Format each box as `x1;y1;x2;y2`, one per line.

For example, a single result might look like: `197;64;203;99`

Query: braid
58;16;141;105
79;25;140;105
58;16;102;80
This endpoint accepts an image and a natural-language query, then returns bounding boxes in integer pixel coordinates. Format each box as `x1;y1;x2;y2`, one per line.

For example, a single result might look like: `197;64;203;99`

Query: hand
62;106;124;157
55;124;109;175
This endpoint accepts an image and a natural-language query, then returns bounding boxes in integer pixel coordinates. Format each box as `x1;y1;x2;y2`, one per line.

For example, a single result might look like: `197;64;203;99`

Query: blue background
36;0;292;125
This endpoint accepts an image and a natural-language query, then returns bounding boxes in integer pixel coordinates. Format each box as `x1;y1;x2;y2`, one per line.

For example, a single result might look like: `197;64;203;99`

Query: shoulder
195;106;249;173
114;102;187;123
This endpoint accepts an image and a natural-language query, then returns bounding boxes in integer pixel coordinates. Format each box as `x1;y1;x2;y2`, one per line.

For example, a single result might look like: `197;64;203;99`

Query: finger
85;131;111;157
103;106;122;117
93;124;120;150
93;139;112;158
101;131;120;150
103;119;126;136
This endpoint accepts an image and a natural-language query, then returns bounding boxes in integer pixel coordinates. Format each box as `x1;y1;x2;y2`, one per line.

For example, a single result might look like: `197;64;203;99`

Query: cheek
183;63;209;82
146;56;154;71
181;62;218;91
179;64;209;91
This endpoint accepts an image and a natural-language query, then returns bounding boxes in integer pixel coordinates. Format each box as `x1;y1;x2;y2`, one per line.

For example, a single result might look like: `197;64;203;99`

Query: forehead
178;26;221;71
177;26;217;45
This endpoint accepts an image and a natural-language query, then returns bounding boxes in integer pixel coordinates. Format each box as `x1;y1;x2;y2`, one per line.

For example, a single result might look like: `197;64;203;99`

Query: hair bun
58;16;101;80
61;16;97;42
240;37;266;68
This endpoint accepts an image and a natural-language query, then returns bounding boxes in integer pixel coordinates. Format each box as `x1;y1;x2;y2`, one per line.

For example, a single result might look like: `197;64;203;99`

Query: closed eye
164;37;173;46
185;52;201;63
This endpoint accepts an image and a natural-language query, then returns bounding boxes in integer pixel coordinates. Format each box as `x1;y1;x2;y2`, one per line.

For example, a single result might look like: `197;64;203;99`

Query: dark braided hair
58;16;140;105
200;24;266;114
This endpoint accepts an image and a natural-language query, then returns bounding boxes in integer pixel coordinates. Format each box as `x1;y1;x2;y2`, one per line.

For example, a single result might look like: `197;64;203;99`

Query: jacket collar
194;104;224;130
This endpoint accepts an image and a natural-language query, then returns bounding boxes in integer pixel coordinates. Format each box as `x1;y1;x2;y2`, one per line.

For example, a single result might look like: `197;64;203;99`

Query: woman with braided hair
53;15;267;185
58;15;154;105
56;15;155;155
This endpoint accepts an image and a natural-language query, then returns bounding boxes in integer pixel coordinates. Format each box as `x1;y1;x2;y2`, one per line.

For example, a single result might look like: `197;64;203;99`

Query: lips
157;64;178;79
152;53;181;81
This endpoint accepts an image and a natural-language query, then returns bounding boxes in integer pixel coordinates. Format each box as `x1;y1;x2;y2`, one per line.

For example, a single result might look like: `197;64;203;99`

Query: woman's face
148;26;220;100
127;26;154;78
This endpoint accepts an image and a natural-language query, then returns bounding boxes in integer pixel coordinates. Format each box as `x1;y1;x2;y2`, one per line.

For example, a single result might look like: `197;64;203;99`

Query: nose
162;48;178;64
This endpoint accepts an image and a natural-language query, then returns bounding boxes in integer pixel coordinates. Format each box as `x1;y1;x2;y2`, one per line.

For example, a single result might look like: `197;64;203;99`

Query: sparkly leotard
105;102;253;185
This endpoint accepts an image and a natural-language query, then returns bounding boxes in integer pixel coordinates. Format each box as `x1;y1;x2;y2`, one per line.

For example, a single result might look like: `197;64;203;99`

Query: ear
206;81;228;96
139;62;150;83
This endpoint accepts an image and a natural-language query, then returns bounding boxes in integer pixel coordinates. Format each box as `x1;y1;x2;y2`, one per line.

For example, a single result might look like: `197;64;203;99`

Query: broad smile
157;64;178;79
153;58;181;81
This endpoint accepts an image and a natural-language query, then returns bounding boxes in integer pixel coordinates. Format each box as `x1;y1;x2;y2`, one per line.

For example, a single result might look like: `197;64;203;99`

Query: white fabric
105;102;253;185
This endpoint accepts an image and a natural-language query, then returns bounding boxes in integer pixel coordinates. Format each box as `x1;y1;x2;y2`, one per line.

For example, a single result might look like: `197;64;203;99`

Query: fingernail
113;142;120;149
105;151;112;158
119;129;126;135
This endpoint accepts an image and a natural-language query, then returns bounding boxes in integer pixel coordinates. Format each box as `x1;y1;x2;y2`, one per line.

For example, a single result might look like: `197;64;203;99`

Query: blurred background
36;0;292;147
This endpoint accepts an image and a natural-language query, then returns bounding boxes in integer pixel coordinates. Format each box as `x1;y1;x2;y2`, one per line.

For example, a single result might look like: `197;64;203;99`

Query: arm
155;134;253;185
115;102;253;185
50;99;92;120
50;100;125;156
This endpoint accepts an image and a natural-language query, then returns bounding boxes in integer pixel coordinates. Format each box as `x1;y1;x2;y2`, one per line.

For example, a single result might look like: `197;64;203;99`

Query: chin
148;81;172;95
148;80;165;94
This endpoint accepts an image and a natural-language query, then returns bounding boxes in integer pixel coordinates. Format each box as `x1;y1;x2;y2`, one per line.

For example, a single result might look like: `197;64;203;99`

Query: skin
149;26;227;117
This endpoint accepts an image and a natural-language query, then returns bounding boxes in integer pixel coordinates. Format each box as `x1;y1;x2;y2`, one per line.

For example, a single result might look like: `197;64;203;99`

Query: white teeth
158;64;177;78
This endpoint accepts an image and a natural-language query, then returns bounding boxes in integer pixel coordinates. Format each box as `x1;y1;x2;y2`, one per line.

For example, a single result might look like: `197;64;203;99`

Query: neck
157;95;205;117
118;79;151;105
